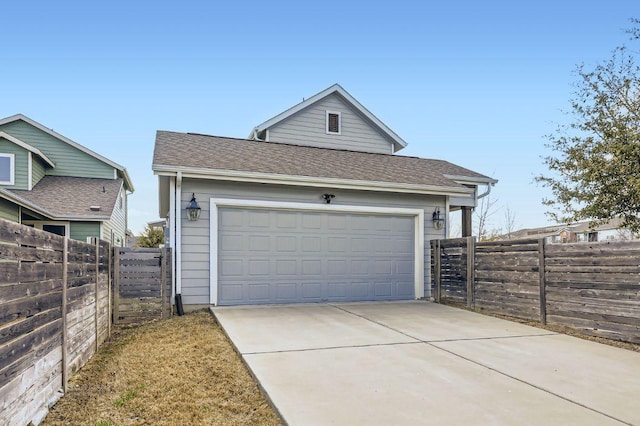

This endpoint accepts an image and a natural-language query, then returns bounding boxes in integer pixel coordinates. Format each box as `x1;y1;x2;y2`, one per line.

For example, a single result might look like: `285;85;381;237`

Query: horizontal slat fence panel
0;219;111;426
437;237;468;302
431;237;640;344
474;240;540;320
545;241;640;344
113;247;172;324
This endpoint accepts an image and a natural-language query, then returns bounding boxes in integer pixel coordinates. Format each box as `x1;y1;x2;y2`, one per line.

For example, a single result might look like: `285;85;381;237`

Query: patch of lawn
43;311;282;425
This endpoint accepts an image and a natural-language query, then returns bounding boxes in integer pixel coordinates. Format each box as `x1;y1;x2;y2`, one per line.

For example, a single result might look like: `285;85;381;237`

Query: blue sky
2;0;638;234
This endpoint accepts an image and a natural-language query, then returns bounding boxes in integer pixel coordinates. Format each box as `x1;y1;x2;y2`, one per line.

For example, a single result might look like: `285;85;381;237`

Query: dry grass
43;311;282;426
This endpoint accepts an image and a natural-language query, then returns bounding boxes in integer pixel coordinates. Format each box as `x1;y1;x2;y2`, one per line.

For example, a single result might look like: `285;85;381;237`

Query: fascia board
0;131;56;167
445;174;498;185
152;164;475;197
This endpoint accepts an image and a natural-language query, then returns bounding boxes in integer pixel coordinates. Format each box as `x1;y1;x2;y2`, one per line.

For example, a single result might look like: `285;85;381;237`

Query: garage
215;206;416;305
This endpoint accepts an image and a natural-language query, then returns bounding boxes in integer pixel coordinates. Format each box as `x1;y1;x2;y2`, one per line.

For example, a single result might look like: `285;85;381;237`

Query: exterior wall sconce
186;193;201;221
322;194;335;204
432;207;444;230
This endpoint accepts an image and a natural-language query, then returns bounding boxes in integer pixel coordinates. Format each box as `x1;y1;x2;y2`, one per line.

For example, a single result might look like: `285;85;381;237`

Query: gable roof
0;114;134;192
3;176;123;220
250;84;408;153
0;131;56;167
153;131;494;196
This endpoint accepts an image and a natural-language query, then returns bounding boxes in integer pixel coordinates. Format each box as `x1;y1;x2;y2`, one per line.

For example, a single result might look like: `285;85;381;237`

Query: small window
326;111;341;135
0;153;15;185
43;224;67;237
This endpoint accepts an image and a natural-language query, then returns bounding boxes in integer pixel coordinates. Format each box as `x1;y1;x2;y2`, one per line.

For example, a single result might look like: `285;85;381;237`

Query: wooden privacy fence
431;237;640;344
113;247;171;324
0;219;110;426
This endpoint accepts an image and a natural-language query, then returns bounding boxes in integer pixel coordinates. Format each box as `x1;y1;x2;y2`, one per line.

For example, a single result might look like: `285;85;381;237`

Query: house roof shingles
7;176;123;219
153;131;493;190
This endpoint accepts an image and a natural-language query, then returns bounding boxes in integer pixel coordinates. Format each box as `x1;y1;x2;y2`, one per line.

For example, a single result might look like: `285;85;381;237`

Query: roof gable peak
250;84;407;152
0;114;134;192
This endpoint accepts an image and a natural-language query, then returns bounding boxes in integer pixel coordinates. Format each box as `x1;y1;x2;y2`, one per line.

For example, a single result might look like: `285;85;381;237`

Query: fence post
92;237;100;353
107;242;112;337
113;248;120;325
538;238;547;324
433;240;441;303
160;248;167;318
466;236;475;308
61;238;68;394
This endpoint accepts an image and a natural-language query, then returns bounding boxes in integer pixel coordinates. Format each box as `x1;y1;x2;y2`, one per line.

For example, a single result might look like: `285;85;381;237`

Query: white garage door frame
209;198;425;305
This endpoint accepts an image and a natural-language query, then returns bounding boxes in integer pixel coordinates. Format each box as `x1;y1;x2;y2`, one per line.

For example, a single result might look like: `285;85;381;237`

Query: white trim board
208;198;425;306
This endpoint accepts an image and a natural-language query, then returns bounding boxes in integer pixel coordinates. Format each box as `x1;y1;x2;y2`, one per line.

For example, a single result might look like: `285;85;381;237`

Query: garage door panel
349;282;370;298
302;236;322;252
374;282;393;297
218;209;415;305
327;259;347;275
397;281;414;296
248;260;270;275
220;234;244;251
248;210;270;227
276;260;297;275
327;282;348;298
301;282;323;299
328;237;347;252
276;283;297;300
302;260;322;276
247;284;270;300
221;259;243;276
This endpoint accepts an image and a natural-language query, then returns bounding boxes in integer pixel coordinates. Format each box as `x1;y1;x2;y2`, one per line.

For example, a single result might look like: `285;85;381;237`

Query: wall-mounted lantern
322;194;335;204
186;193;201;221
432;207;444;230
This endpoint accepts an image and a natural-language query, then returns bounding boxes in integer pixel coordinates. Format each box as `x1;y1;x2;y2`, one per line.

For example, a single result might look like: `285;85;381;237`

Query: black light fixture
322;194;335;204
432;207;444;230
186;193;201;221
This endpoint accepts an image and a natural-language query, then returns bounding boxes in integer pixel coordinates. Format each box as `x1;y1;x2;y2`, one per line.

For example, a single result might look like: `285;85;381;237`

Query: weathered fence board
432;237;640;344
0;219;111;426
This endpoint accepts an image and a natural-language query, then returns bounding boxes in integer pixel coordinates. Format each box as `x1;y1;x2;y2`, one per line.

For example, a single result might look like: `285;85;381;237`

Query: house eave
152;164;475;197
0;131;56;168
444;174;498;185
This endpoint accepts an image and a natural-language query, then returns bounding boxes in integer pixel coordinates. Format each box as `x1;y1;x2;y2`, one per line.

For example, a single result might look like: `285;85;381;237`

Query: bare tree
475;194;499;240
503;206;518;240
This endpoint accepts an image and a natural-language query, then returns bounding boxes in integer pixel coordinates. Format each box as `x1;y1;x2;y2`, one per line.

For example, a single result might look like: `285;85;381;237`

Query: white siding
267;94;394;154
176;178;446;305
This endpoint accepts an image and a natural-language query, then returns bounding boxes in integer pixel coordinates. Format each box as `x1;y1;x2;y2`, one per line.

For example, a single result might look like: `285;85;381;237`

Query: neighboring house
0;114;134;245
153;84;496;308
505;218;638;243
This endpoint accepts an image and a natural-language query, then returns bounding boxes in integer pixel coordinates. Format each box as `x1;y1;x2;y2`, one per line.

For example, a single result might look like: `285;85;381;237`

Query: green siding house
0;114;134;245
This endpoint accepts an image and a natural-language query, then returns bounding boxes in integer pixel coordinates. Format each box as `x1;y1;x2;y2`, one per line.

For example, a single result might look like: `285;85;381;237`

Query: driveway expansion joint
242;341;421;356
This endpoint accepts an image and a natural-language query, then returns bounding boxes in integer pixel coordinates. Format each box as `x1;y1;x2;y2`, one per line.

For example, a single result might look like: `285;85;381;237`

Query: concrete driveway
211;301;640;425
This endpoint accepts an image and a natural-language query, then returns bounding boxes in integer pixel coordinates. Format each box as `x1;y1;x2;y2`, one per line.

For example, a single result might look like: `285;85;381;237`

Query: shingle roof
153;131;494;191
7;176;123;219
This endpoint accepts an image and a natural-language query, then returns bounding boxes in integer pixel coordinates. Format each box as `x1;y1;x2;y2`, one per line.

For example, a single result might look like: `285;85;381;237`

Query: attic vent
90;205;101;211
326;111;341;135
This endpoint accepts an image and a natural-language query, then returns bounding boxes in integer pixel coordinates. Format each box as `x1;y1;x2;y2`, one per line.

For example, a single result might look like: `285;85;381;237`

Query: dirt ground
43;311;282;426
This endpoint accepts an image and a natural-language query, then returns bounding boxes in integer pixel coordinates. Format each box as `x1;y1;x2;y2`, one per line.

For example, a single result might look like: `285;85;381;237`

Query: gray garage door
217;208;415;305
